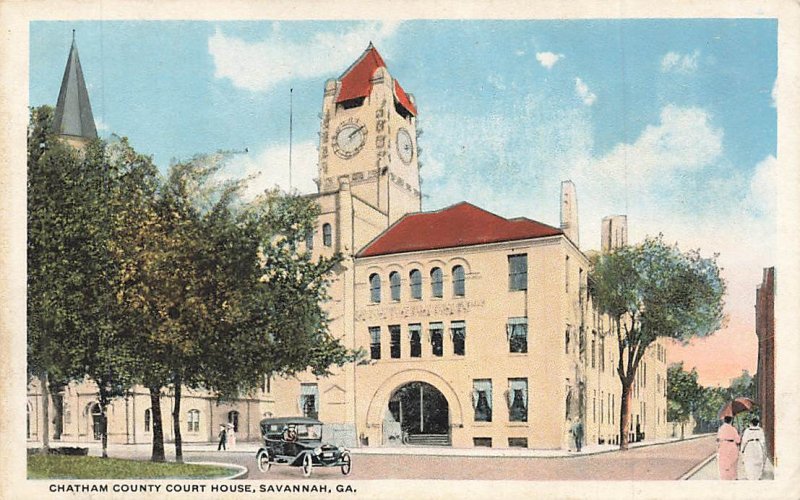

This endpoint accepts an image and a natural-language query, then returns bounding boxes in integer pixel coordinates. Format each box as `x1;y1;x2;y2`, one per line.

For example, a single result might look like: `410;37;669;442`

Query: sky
29;20;777;387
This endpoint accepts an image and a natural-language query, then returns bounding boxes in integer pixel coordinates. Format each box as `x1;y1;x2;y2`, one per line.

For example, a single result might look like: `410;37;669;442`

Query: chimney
601;215;628;252
560;180;580;248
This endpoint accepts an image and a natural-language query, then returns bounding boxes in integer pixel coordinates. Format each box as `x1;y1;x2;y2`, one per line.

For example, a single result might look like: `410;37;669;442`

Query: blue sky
30;20;777;385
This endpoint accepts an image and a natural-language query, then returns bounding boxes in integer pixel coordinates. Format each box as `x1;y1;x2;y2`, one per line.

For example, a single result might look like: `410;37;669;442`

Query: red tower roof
336;44;417;116
357;202;563;258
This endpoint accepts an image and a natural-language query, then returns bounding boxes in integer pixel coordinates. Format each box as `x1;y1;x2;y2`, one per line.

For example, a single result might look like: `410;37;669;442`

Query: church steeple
53;31;97;148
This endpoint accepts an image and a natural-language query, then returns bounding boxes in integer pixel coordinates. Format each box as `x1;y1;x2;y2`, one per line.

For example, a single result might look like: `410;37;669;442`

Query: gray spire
53;33;97;140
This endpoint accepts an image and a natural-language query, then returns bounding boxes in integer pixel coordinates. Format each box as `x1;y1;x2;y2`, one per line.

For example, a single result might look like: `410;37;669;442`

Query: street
192;435;716;481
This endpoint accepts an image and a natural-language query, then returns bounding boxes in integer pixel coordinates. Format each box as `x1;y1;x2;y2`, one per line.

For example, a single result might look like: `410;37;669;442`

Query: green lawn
28;454;238;479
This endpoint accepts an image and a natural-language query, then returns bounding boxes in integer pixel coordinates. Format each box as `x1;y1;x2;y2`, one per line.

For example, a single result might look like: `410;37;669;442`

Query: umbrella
718;397;757;420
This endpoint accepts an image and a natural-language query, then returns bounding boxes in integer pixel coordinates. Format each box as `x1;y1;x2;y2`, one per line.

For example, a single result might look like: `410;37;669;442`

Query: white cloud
216;141;318;200
535;51;563;69
746;155;777;215
208;22;400;92
660;50;700;74
487;74;506;91
574;77;596;106
94;116;110;133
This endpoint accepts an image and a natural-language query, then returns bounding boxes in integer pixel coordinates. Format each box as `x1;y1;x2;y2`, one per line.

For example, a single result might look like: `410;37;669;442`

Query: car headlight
314;447;323;456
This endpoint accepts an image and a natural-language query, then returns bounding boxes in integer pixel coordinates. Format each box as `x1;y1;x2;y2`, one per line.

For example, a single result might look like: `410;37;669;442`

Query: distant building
755;267;775;464
28;40;669;449
601;215;627;253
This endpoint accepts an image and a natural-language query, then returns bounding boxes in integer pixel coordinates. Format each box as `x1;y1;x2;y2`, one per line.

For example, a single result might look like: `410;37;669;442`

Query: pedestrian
226;423;237;450
570;417;584;452
740;417;766;480
217;424;227;451
717;415;740;480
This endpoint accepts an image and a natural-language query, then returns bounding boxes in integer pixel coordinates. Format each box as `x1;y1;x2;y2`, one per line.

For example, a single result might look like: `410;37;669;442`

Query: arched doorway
89;403;102;440
385;382;450;446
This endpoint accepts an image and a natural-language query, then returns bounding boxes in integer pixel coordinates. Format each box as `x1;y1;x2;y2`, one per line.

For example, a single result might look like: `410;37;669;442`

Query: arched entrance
89;403;102;440
384;382;450;446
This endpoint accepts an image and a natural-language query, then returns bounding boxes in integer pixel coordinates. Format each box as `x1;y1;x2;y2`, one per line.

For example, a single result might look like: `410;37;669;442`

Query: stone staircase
406;434;451;446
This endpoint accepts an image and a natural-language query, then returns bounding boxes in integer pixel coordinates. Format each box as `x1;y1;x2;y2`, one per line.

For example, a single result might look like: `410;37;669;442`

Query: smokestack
601;215;628;252
560;180;580;248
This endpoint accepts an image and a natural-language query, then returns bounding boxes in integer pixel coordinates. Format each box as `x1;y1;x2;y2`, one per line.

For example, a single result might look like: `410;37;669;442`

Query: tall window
508;378;528;422
369;326;381;359
430;322;444;357
451;321;466;356
473;379;492;422
452;265;465;297
565;327;571;354
410;269;422;299
591;337;596;368
369;273;381;303
409;324;422;358
508;254;528;291
300;384;319;419
507;317;528;353
565;255;570;293
389;325;401;358
305;229;314;250
600;335;606;372
389;271;401;301
227;410;239;432
187;409;200;432
322;223;332;246
430;267;443;298
144;408;152;432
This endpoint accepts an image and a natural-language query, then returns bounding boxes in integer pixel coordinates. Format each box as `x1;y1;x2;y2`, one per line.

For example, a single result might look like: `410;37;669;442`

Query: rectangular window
369;326;381;360
565;255;570;293
600;394;604;424
508;437;528;448
389;325;401;359
187;409;200;432
409;324;422;358
612;394;615;425
451;321;466;356
507;317;528;353
600;336;605;372
508;378;528;422
473;379;492;422
591;336;596;368
430;322;444;357
508;254;528;291
565;326;570;354
473;437;492;447
300;384;319;419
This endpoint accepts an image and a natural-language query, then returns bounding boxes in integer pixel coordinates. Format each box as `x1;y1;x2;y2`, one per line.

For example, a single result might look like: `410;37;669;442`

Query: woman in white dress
740;417;767;480
226;423;237;450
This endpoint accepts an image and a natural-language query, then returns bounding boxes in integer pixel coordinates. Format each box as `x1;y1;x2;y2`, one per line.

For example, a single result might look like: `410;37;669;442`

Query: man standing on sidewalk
717;416;741;480
570;418;584;453
217;424;227;451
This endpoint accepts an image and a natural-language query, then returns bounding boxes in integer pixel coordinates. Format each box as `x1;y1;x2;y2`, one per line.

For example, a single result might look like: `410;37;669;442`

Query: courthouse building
28;40;669;449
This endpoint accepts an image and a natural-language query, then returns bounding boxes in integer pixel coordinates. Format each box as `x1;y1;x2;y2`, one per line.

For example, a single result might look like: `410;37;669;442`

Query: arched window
409;269;422;299
369;273;381;303
389;271;401;301
452;265;465;297
227;410;239;432
144;408;152;433
322;223;332;247
430;267;443;298
305;229;314;250
187;409;200;432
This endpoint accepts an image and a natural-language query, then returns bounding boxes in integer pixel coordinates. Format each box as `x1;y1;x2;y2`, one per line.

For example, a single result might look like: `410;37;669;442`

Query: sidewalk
685;454;775;480
28;433;711;460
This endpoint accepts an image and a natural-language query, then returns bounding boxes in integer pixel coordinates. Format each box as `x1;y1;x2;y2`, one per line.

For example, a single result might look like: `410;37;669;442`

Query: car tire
256;450;271;473
302;453;313;477
340;451;351;476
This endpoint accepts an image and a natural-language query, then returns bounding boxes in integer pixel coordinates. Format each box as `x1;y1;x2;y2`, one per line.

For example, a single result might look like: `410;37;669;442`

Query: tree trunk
49;381;64;441
40;372;50;453
680;422;685;440
149;386;165;462
172;374;183;463
98;387;109;458
619;380;632;450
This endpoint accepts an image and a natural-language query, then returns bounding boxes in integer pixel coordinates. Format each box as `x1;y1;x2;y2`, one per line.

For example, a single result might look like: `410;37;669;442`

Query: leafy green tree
590;235;725;450
696;385;728;433
667;362;702;439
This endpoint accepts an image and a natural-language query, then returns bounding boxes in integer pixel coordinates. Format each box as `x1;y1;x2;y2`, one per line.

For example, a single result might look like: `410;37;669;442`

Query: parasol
718;396;757;420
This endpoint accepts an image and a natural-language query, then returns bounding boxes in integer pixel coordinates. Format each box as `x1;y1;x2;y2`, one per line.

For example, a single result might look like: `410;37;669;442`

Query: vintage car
255;417;352;477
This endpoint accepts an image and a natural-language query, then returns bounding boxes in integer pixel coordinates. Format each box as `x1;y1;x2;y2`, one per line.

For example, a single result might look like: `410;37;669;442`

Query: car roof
260;416;323;426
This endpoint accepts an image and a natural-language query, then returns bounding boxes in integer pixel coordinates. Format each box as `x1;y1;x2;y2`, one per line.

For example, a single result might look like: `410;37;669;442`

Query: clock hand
348;125;365;140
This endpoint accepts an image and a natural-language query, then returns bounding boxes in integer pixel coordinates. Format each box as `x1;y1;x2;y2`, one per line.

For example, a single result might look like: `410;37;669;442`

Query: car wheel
257;450;271;473
302;453;313;477
340;451;351;476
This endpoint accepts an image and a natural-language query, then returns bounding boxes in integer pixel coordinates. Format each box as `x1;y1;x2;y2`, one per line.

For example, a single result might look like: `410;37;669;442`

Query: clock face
333;120;366;159
396;128;413;164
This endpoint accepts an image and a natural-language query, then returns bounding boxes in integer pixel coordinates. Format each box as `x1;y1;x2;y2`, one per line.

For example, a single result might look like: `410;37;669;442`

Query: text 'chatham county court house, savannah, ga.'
28;40;669;451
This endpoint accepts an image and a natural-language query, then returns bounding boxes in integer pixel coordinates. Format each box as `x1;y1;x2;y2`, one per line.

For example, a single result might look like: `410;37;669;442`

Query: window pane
390;272;401;301
452;265;465;297
390;325;401;358
409;324;421;358
451;321;465;356
508;254;528;291
370;274;381;303
431;267;443;298
410;269;422;299
430;322;443;357
369;326;381;359
508;378;528;422
473;379;492;422
322;223;332;246
508;318;528;353
305;229;314;250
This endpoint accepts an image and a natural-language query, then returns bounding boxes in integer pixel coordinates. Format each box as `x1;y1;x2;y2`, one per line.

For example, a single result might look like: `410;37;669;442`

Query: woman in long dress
717;415;741;480
740;417;766;480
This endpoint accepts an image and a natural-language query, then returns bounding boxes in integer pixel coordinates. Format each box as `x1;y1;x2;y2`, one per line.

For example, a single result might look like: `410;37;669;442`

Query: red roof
358;202;563;257
336;45;417;116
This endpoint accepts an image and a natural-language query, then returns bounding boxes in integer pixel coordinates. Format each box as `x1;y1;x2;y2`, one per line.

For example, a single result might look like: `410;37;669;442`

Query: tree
667;362;702;439
590;235;725;450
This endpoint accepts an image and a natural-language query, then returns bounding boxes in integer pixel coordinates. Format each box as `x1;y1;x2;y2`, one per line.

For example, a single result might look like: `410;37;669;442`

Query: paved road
193;435;716;481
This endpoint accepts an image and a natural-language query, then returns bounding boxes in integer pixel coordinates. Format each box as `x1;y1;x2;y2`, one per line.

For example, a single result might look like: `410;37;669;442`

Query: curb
186;461;248;480
680;453;716;480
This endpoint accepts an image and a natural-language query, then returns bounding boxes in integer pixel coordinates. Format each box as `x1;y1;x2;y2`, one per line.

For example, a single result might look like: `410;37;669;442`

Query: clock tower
317;44;422;224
